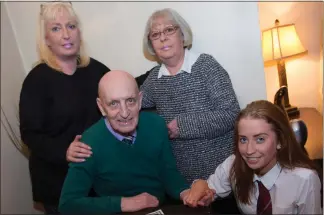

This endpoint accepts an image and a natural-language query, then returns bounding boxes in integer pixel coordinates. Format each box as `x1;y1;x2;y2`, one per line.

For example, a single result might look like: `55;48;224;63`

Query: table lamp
262;19;308;119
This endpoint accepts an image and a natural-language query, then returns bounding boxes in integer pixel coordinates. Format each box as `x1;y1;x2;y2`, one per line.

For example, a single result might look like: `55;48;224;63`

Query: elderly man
58;70;190;214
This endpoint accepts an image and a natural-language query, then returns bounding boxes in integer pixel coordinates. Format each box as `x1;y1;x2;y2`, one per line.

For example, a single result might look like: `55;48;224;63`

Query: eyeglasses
149;25;179;40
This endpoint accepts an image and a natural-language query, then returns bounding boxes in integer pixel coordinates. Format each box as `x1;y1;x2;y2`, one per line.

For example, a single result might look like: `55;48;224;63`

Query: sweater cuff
110;196;122;213
177;185;190;200
179;188;189;200
176;115;187;139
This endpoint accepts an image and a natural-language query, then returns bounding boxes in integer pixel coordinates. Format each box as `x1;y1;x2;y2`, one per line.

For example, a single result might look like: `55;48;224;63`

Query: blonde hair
143;8;193;56
34;1;89;71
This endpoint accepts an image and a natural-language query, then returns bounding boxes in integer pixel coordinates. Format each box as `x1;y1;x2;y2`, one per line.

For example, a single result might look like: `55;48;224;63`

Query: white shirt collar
157;49;200;79
253;163;282;190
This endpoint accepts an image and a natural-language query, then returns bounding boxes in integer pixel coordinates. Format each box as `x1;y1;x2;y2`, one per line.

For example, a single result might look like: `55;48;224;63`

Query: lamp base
285;105;300;119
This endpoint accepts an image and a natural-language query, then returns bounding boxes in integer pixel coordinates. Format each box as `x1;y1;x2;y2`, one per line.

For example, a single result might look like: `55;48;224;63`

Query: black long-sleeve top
19;58;109;205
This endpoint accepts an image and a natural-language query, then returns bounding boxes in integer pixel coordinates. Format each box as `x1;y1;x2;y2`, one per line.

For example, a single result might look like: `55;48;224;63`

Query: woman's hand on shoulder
66;135;92;162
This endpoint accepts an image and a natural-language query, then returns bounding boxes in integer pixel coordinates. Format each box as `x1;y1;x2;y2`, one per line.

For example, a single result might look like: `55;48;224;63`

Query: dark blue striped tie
122;136;134;145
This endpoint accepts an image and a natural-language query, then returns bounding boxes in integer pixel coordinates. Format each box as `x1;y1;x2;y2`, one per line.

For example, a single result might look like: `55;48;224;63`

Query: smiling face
44;7;80;59
149;16;184;61
97;71;142;136
238;117;279;176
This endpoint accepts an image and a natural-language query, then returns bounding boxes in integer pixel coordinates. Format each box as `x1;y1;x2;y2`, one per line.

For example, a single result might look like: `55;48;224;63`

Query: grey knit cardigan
140;53;240;183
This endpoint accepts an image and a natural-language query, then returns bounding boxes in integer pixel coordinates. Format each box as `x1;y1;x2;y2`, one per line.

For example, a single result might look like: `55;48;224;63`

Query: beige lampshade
262;20;307;63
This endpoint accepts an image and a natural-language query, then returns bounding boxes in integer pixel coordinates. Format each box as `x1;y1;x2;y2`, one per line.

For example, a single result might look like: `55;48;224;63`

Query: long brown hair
230;100;318;204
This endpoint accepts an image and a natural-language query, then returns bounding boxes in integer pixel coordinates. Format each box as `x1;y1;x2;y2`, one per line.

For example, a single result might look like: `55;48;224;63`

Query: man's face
97;85;142;136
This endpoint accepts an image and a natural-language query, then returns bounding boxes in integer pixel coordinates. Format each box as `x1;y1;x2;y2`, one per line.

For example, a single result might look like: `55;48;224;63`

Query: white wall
1;3;41;214
258;2;323;110
5;2;267;109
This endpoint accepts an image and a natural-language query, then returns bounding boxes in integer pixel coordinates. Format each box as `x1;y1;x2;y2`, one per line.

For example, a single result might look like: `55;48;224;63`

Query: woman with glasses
139;8;240;184
66;8;240;186
19;2;110;213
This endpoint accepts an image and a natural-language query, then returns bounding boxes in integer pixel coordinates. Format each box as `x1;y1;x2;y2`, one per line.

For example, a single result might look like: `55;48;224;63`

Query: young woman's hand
183;180;215;207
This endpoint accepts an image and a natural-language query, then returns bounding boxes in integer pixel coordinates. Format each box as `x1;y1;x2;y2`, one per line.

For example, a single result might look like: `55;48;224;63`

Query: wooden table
119;204;215;215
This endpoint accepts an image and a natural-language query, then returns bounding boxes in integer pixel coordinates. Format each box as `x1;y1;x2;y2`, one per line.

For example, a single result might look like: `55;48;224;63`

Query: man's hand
167;119;179;139
180;189;190;200
66;135;92;162
183;180;215;208
121;192;159;212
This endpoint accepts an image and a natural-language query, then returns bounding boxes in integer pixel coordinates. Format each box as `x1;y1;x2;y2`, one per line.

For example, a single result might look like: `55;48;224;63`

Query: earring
277;144;281;149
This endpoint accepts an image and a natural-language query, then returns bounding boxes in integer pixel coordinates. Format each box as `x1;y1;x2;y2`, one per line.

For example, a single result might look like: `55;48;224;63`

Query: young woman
183;100;322;214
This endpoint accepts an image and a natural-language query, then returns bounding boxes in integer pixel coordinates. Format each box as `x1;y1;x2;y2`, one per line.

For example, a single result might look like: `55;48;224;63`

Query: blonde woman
19;2;109;213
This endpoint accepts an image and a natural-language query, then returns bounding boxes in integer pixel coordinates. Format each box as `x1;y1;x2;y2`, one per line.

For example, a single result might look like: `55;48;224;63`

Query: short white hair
143;8;193;56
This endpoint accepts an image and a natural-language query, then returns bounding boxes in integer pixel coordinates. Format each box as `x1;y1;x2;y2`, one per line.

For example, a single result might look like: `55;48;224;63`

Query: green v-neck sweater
59;112;189;214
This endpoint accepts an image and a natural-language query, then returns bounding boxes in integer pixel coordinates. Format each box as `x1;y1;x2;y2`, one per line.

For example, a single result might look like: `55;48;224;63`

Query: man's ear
96;98;106;116
138;91;143;110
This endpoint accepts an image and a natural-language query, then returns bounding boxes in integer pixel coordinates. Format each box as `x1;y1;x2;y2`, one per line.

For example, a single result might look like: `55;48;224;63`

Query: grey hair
143;8;193;56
